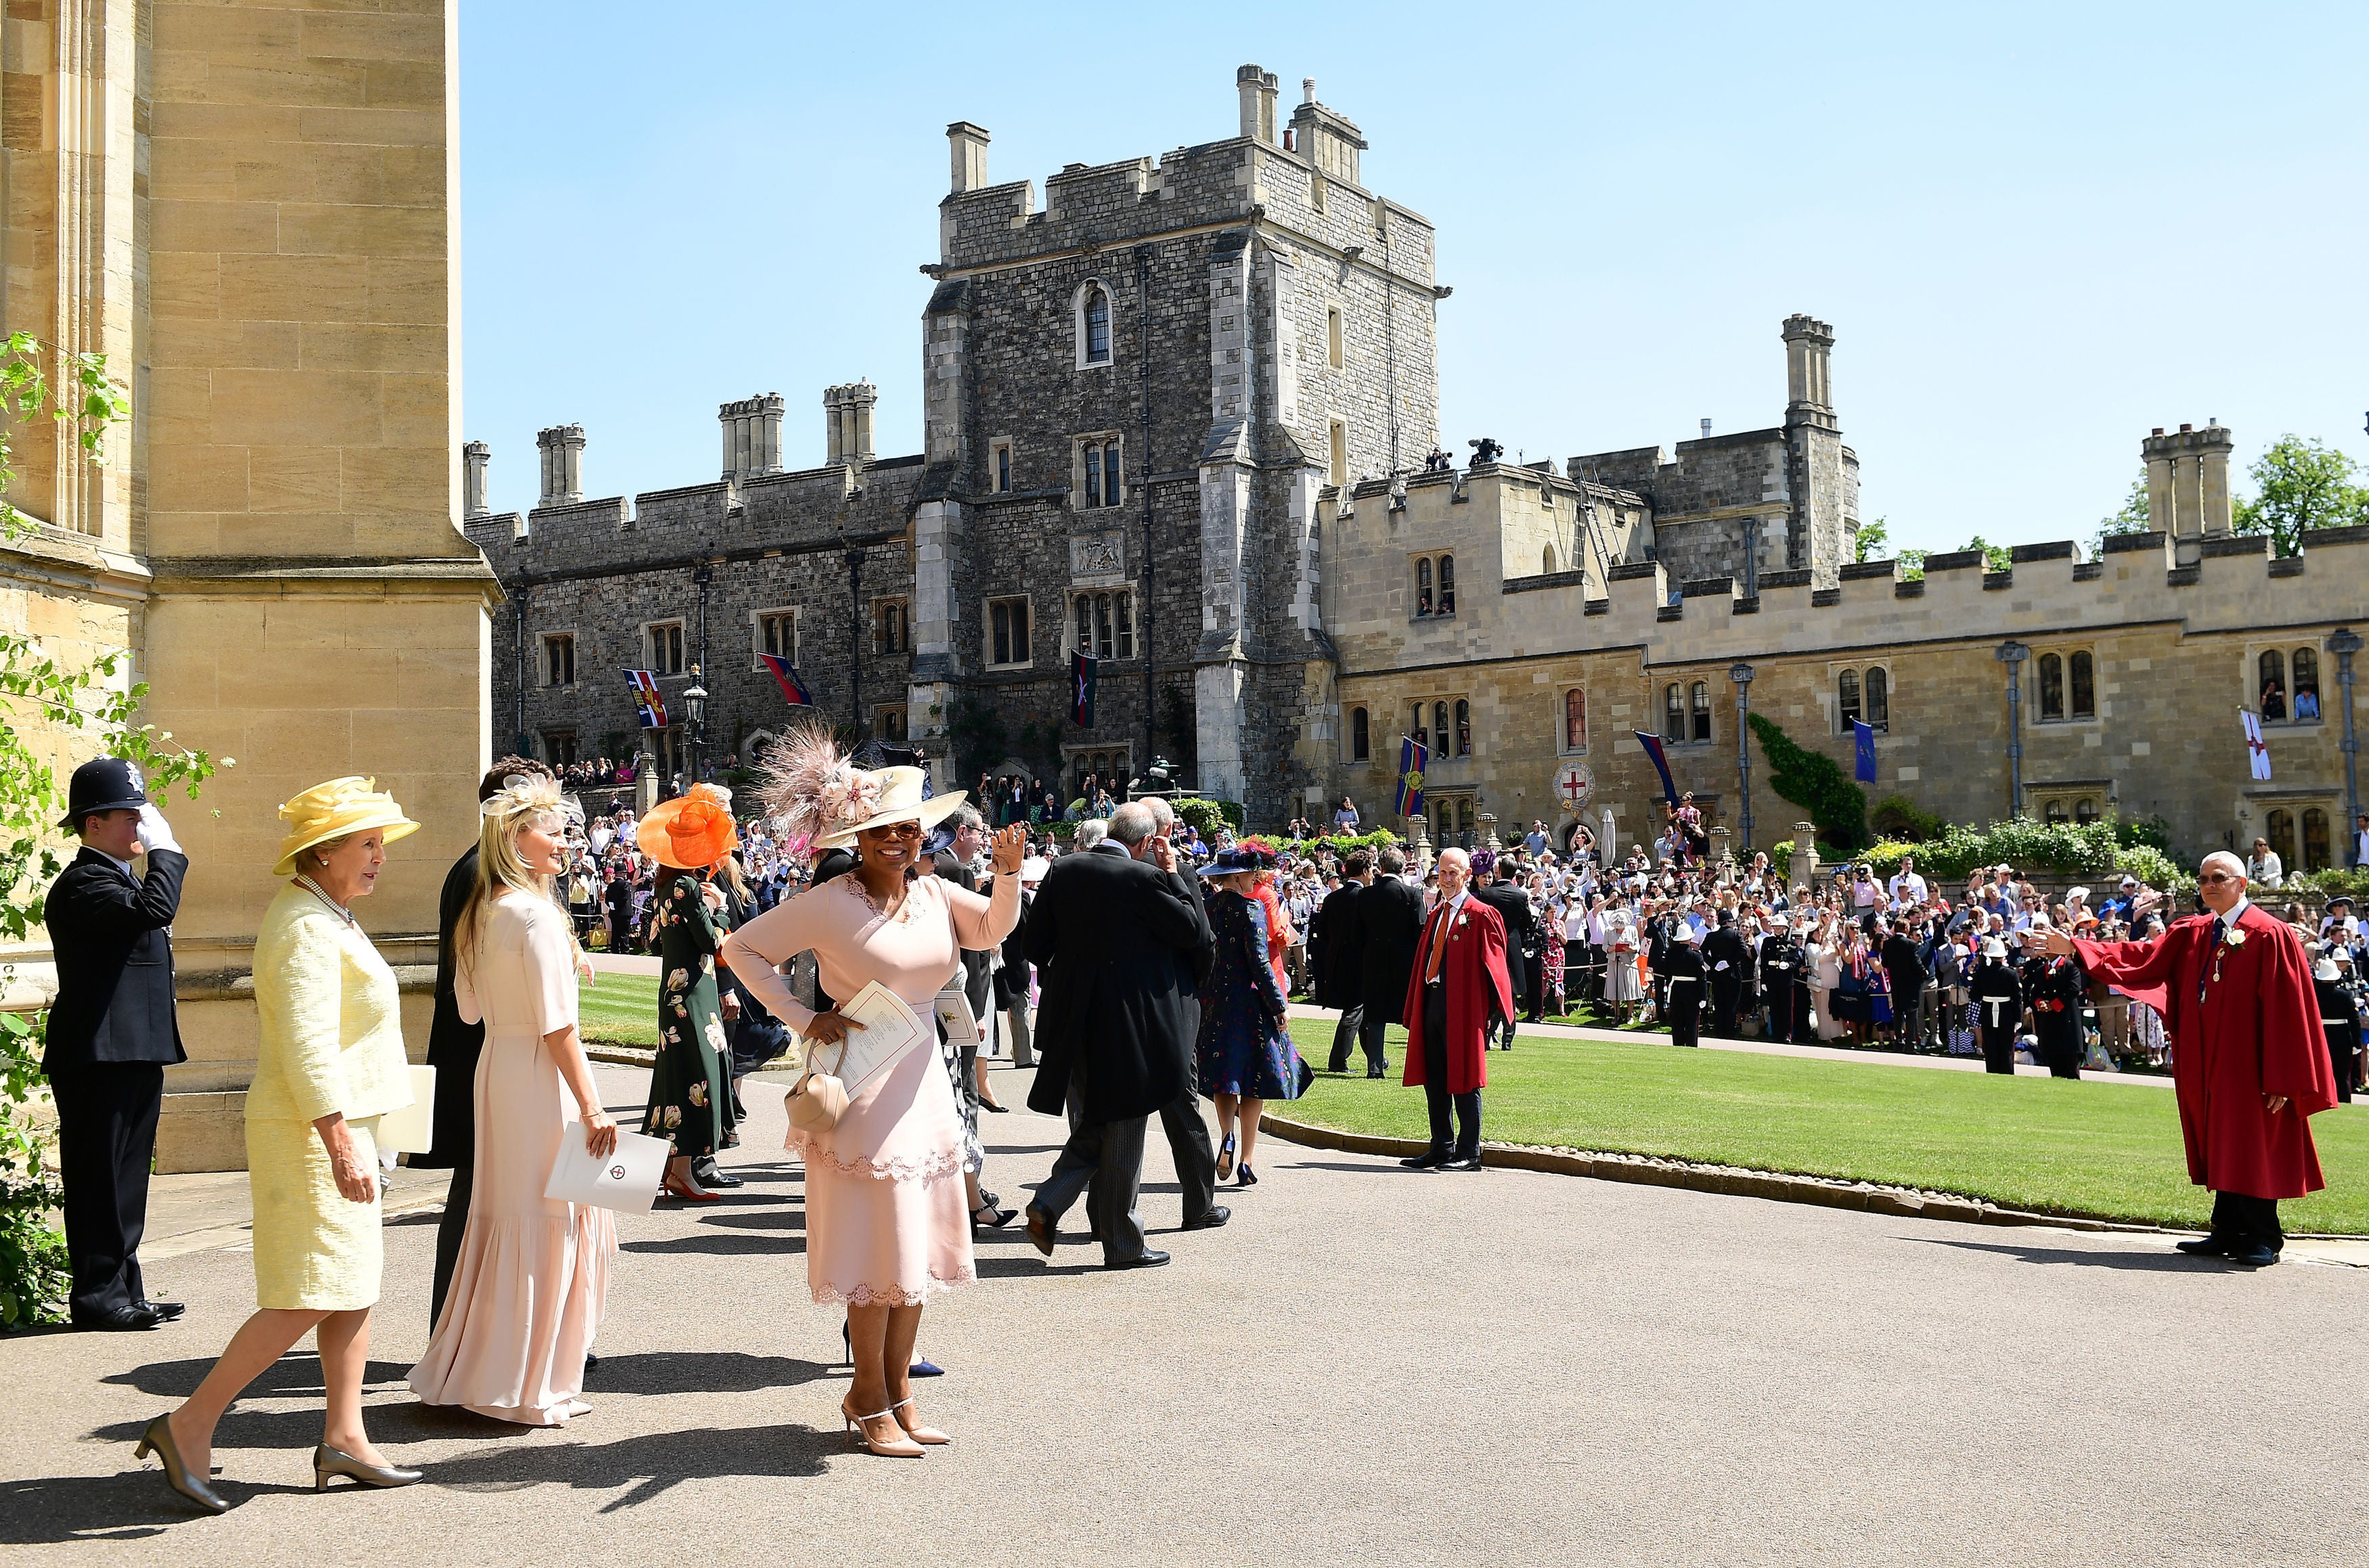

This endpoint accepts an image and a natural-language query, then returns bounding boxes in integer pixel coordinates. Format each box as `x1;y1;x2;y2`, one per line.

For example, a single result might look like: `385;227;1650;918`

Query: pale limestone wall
1321;470;2367;868
1;2;494;1171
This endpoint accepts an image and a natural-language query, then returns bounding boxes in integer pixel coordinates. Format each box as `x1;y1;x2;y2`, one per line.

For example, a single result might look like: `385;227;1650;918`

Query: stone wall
1321;465;2367;868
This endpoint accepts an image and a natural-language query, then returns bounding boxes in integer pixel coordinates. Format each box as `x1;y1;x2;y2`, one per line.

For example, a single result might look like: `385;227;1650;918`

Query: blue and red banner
1394;734;1427;819
1853;719;1878;784
625;669;667;729
1631;730;1679;807
758;652;815;709
1070;652;1098;727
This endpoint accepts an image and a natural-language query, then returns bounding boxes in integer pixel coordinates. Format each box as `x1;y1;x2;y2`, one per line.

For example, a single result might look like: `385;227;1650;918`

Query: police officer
43;758;189;1330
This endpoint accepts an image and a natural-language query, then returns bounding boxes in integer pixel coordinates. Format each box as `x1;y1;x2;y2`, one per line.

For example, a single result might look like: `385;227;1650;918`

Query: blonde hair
457;778;582;983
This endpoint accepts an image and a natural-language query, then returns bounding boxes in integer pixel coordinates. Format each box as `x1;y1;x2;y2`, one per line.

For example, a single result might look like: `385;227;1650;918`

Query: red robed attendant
1400;847;1515;1171
2047;851;2336;1267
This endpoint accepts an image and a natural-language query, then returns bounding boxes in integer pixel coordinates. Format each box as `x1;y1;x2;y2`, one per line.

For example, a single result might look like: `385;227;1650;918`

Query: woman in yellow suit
137;778;427;1514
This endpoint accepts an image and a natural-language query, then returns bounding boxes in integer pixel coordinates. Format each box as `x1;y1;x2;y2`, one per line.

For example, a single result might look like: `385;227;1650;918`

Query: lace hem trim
789;1135;967;1184
810;1268;977;1307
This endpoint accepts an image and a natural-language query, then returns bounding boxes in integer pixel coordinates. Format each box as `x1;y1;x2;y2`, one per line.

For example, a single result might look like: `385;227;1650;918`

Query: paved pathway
5;1061;2362;1565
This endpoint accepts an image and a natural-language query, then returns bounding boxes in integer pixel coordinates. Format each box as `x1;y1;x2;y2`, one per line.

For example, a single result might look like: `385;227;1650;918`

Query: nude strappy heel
891;1397;950;1445
841;1395;924;1457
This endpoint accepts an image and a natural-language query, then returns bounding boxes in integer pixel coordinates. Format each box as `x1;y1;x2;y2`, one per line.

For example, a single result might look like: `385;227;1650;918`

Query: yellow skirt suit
246;883;413;1312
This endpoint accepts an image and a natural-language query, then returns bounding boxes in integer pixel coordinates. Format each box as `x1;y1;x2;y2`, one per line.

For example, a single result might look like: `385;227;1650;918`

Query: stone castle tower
912;68;1443;811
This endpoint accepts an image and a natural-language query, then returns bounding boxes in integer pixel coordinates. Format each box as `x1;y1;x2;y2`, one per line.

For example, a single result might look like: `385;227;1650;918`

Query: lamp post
682;665;708;784
1996;641;2030;819
2331;627;2363;856
1729;662;1756;853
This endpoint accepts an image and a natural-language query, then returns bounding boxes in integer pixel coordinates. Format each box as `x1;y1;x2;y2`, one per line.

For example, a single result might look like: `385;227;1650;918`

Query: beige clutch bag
786;1039;849;1132
376;1065;438;1155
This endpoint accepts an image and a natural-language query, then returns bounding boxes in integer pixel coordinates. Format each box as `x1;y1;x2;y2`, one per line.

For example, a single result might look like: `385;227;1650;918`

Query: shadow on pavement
1906;1236;2222;1272
430;1421;831;1508
101;1353;416;1402
0;1470;272;1543
691;1209;805;1231
578;1349;832;1397
621;1230;805;1257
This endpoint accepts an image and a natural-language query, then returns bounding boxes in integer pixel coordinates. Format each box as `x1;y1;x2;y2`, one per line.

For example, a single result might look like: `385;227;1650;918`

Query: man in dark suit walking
1357;847;1424;1077
1317;851;1375;1073
43;759;190;1330
1023;801;1220;1268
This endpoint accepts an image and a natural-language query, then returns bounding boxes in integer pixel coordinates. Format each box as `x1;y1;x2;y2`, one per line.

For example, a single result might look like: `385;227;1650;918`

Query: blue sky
459;1;2369;554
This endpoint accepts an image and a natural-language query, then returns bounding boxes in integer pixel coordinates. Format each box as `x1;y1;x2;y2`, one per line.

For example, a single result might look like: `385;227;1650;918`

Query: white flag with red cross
2240;709;2272;781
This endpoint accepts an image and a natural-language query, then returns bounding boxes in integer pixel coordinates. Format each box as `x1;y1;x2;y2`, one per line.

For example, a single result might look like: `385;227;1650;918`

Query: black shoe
584;1350;600;1372
1236;1163;1258;1187
691;1159;743;1189
1400;1149;1451;1170
1183;1205;1231;1230
1106;1249;1171;1270
1023;1206;1055;1257
135;1299;186;1322
2175;1234;2230;1257
1366;1068;1388;1079
75;1304;162;1331
1442;1155;1484;1171
979;1189;1000;1209
971;1203;1016;1230
1327;1059;1350;1074
2228;1242;2280;1268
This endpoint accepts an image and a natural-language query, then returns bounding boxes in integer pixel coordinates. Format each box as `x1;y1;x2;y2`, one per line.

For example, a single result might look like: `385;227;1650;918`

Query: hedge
1170;795;1243;840
1289;828;1403;860
1746;713;1867;851
1795;819;2194;895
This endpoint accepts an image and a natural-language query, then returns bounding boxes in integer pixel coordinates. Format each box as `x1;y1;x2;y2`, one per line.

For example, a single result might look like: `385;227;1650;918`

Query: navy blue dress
1195;889;1302;1100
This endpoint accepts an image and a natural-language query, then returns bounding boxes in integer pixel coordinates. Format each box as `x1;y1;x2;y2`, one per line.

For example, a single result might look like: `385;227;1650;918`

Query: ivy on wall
1746;712;1867;853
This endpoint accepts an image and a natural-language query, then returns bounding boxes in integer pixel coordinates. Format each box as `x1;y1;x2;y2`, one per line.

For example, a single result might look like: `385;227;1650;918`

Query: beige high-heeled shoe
891;1397;950;1445
840;1396;924;1458
135;1414;228;1515
313;1443;423;1491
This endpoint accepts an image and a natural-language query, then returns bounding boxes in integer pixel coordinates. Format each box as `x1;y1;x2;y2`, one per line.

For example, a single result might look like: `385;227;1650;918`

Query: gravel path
3;1060;2362;1566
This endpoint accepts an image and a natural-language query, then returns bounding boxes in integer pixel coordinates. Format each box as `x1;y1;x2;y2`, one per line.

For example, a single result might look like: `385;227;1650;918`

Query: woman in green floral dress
636;786;742;1201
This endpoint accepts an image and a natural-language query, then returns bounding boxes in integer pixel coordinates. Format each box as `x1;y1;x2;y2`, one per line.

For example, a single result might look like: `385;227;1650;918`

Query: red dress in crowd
1253;878;1291;993
2070;902;2336;1201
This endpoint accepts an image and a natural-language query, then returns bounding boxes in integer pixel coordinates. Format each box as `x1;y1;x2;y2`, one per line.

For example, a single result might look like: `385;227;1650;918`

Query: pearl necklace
292;872;359;929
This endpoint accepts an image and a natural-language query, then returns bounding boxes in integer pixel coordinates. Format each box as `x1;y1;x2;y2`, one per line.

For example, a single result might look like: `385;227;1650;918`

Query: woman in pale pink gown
409;777;618;1426
724;734;1021;1458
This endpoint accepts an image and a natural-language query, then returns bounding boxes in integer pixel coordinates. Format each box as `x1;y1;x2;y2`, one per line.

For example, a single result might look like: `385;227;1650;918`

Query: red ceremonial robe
2071;902;2336;1201
1401;894;1515;1096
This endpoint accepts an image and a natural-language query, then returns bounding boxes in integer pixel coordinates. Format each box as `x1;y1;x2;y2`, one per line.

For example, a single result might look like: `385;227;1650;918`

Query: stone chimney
534;424;584;508
824;381;877;468
719;393;785;481
1781;314;1836;430
462;439;491;518
2143;421;2235;543
947;122;990;194
1236;64;1279;143
1287;85;1366;184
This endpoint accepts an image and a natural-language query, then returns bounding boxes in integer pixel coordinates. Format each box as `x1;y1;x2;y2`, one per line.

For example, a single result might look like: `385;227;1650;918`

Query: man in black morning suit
1022;801;1218;1268
42;758;190;1330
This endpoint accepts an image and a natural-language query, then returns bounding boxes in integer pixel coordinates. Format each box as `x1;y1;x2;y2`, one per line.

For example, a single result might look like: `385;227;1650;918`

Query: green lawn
1281;1021;2369;1234
580;971;661;1049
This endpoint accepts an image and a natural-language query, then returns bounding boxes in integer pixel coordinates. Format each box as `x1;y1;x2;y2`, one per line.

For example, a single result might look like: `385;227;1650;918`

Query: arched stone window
2265;808;2296;868
1864;666;1889;730
1689;680;1712;742
2293;647;2322;721
2075;797;2100;826
1433;701;1450;757
2259;650;2287;720
1543;543;1557;575
1078;281;1112;367
1350;706;1369;762
1455;698;1472;757
2068;650;2094;718
2037;652;2064;721
1837;669;1861;730
1438;554;1456;614
1663;684;1685;742
2303;807;2331;870
1563;689;1587;752
1416;558;1434;617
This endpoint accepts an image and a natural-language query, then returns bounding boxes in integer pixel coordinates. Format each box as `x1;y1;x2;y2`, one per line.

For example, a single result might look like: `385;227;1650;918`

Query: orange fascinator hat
636;783;739;870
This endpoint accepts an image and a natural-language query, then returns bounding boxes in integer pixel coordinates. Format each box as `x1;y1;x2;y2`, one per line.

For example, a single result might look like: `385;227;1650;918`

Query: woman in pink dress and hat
722;729;1023;1458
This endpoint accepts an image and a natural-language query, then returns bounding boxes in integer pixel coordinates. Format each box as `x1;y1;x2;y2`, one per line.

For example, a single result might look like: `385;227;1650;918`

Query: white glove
136;801;181;855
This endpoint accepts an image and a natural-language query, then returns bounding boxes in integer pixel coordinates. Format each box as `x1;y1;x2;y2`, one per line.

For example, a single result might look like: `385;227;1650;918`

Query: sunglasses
2197;872;2242;886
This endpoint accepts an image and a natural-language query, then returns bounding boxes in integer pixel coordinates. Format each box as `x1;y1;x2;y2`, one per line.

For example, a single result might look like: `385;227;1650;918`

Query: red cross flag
2240;708;2272;781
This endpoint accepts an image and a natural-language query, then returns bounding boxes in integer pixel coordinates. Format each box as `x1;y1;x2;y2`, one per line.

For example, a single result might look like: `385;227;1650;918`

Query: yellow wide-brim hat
273;776;420;876
636;782;741;870
814;767;966;850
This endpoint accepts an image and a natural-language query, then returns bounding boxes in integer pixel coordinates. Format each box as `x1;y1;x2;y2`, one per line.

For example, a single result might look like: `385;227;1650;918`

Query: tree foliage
1;334;223;1327
1853;516;1890;562
2091;472;2152;560
2234;434;2369;558
1746;713;1866;853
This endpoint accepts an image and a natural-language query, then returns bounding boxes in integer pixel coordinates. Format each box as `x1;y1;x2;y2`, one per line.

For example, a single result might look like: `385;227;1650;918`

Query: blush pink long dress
408;895;616;1425
722;872;1015;1306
